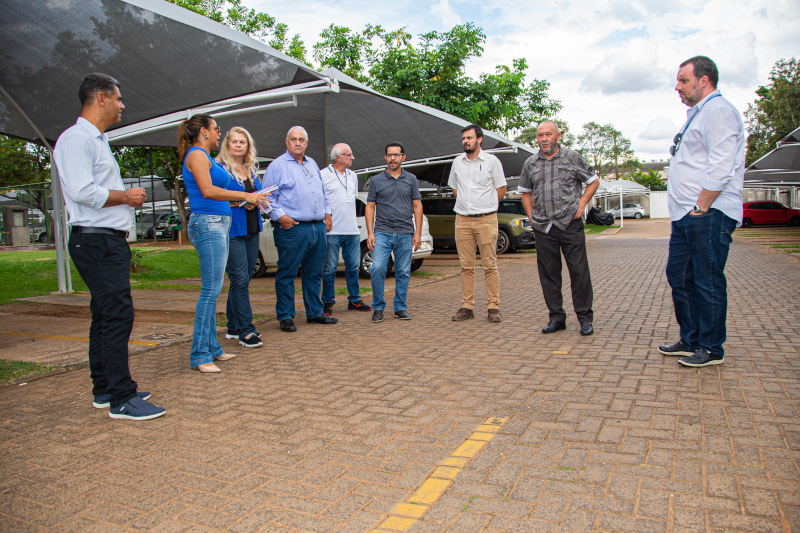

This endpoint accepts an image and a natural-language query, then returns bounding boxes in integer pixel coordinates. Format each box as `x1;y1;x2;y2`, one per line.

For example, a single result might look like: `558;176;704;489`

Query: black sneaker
323;302;334;316
239;334;263;348
372;310;384;323
394;310;411;320
93;391;151;409
280;319;297;332
348;300;372;311
225;330;239;340
658;340;694;356
678;348;724;367
109;397;167;420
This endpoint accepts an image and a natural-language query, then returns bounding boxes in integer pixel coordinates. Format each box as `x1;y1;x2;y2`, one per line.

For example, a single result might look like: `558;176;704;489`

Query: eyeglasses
386;153;404;159
669;133;683;156
338;153;354;158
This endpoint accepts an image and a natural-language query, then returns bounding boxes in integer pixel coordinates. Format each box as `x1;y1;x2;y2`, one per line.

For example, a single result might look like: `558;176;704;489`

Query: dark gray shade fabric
748;126;800;174
110;67;536;178
0;0;322;145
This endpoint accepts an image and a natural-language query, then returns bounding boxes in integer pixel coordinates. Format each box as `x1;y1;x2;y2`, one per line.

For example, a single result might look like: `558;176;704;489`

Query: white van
253;192;434;279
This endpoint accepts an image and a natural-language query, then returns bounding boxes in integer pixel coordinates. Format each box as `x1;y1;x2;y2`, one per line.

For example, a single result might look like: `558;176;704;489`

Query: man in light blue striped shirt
659;56;744;368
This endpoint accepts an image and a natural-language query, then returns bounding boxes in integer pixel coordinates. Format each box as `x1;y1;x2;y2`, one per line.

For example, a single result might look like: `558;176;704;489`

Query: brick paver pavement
1;220;798;533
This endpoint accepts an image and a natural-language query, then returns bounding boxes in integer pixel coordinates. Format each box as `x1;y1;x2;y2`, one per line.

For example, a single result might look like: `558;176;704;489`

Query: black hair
385;141;404;155
78;73;120;106
461;124;483;139
680;56;719;88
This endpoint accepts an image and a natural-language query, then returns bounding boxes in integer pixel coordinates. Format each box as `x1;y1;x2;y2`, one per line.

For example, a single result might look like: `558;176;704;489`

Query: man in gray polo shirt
365;142;423;323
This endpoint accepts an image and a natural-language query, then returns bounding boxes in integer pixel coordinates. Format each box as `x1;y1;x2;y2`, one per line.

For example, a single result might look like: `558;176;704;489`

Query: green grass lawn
584;224;616;234
0;248;200;305
0;360;54;382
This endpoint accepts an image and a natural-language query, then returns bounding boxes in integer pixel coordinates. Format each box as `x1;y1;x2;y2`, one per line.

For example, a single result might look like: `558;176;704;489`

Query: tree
628;168;666;191
744;58;799;166
0;136;53;242
167;0;308;63
577;122;638;178
515;118;575;149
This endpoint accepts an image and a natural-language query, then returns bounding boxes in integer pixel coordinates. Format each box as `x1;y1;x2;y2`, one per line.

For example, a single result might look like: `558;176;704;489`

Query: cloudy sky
252;0;800;162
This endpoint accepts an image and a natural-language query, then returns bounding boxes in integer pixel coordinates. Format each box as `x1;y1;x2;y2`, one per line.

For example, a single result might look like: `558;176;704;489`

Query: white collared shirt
447;149;507;215
667;90;745;224
54;117;131;231
320;165;360;235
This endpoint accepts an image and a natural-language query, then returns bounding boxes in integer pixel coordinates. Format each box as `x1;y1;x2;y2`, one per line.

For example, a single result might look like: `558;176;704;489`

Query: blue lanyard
681;94;721;135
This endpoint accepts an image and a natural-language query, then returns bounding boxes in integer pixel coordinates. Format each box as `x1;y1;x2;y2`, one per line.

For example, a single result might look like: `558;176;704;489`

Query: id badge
345;195;351;203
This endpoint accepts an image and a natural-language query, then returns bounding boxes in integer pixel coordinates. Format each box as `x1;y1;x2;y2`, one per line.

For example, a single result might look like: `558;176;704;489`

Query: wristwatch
692;205;707;214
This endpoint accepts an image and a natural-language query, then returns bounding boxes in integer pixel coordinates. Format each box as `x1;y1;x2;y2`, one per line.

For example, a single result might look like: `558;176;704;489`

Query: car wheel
634;212;642;219
790;216;800;227
496;229;511;254
741;218;753;228
37;232;47;243
359;244;393;279
410;258;423;272
253;251;267;278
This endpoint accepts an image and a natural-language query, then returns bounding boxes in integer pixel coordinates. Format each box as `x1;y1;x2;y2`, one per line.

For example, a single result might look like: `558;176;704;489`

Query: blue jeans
370;232;413;312
323;234;362;304
226;232;259;339
187;214;231;367
274;221;326;321
666;209;737;357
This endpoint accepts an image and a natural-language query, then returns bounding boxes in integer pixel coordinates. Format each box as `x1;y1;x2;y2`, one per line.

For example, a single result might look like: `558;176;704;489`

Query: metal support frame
108;79;338;143
1;83;73;292
352;146;519;176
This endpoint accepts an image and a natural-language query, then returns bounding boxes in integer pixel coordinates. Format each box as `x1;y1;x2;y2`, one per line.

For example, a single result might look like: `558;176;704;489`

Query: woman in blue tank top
179;114;269;373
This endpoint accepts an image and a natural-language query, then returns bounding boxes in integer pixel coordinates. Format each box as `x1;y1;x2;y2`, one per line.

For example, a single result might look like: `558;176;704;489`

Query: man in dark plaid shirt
519;121;600;336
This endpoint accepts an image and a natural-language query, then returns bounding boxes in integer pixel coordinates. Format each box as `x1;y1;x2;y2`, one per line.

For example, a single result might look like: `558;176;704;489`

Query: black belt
460;211;497;218
71;226;128;238
295;219;323;224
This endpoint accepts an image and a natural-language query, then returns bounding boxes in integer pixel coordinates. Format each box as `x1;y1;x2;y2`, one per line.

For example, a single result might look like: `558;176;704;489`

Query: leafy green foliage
744;58;799;166
577;122;639;178
0;136;54;242
627;168;667;191
167;0;308;63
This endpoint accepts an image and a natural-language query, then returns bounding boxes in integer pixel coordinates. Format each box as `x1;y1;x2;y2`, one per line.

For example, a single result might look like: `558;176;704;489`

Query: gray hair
286;126;309;140
330;143;351;160
536;120;560;135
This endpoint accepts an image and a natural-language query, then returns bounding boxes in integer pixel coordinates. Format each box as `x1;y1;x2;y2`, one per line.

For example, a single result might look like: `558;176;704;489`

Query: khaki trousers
455;213;500;310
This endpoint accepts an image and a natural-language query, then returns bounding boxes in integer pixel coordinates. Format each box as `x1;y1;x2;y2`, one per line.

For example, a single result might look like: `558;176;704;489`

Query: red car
741;201;800;227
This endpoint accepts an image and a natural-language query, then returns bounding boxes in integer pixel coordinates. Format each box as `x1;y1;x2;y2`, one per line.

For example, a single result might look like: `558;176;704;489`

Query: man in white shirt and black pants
54;73;165;420
320;143;372;315
659;57;744;368
448;125;507;323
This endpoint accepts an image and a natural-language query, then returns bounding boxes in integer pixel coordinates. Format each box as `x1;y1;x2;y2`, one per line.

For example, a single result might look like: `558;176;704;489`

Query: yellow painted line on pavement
373;416;509;532
553;350;569;354
0;331;159;346
612;226;623;234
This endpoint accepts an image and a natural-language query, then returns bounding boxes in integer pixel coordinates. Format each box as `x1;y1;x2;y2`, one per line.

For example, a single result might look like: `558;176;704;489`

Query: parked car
608;203;646;219
420;196;535;254
136;212;183;240
742;201;800;228
254;192;434;279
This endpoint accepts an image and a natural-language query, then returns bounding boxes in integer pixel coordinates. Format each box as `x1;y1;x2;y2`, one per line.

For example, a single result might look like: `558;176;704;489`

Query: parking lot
0;218;799;532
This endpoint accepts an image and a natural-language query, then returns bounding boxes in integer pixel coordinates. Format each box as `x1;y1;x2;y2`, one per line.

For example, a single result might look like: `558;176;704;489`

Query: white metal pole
619;188;624;228
50;160;67;292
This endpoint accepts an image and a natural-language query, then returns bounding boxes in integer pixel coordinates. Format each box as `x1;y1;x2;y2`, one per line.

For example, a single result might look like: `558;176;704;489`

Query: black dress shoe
280;319;296;332
394;310;411;320
323;302;334;316
372;310;384;322
658;340;694;356
541;320;566;333
580;322;594;336
307;314;338;324
678;348;723;367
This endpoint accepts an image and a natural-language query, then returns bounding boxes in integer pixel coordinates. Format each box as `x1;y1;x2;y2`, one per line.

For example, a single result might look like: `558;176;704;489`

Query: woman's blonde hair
216;126;259;185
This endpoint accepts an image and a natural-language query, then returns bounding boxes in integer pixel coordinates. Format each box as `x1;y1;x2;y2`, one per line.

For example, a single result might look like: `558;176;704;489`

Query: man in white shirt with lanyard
659;56;744;368
54;73;166;420
448;125;507;323
320;143;372;315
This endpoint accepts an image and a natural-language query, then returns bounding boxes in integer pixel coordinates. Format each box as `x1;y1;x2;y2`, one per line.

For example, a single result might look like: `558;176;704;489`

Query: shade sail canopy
595;179;648;194
748;125;800;174
0;0;324;146
107;67;536;175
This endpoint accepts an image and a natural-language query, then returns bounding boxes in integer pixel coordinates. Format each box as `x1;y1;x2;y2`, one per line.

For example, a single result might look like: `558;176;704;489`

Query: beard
463;144;476;154
681;80;704;106
539;142;558;156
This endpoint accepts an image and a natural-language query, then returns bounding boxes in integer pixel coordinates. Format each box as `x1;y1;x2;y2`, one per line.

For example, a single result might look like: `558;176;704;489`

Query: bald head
331;143;354;171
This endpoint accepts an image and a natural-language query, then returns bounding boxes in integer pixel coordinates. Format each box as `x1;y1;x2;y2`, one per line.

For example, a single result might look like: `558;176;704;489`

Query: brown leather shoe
452;307;475;321
488;309;502;323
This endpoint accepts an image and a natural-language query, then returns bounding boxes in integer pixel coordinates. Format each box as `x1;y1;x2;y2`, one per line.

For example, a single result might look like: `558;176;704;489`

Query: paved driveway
1;220;798;532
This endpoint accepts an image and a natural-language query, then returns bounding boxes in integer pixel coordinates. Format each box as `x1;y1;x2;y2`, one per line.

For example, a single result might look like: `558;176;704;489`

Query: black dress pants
533;219;594;323
68;232;137;407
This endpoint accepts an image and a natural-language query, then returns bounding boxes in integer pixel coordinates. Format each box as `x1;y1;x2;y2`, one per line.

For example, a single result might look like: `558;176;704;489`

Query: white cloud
711;32;759;88
639;117;680;140
430;0;462;29
581;42;667;95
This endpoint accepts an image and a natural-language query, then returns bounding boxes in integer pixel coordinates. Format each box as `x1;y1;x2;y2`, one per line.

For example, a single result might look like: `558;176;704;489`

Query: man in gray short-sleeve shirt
365;142;423;322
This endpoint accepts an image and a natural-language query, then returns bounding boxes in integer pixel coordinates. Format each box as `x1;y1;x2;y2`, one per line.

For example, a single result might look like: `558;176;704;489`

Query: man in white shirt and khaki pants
448;125;507;322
